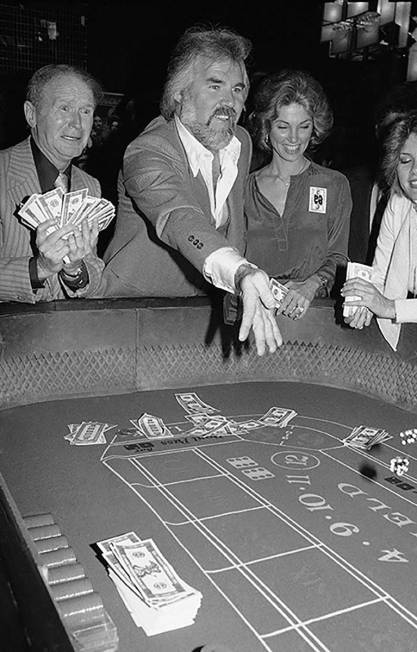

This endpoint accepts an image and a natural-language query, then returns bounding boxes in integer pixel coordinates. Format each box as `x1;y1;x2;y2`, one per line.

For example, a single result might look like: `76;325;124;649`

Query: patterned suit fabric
0;137;103;302
97;116;252;297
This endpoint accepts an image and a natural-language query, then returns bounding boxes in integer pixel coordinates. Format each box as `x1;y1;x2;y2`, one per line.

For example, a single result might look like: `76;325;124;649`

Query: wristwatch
59;260;88;290
315;273;328;298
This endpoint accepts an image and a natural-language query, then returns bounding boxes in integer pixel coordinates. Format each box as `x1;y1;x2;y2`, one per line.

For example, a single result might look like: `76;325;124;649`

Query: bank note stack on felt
18;188;115;236
64;421;116;446
97;532;202;636
343;262;373;318
343;425;392;450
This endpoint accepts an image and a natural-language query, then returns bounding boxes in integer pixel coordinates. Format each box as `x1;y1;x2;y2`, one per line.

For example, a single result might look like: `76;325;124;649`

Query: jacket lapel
8;137;41;211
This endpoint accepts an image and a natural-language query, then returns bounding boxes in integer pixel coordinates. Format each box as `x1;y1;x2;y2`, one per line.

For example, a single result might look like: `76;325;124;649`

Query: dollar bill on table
269;278;289;309
64;421;116;445
97;533;202;636
258;407;297;428
343;262;373;318
133;413;173;439
343;425;392;450
175;392;219;415
18;187;115;236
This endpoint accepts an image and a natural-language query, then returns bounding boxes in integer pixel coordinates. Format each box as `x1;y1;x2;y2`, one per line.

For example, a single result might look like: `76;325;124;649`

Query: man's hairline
29;72;98;110
182;54;249;98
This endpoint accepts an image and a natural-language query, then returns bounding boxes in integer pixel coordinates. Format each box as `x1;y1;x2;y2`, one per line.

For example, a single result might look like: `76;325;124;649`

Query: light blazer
97;116;252;297
0;137;103;303
373;193;417;350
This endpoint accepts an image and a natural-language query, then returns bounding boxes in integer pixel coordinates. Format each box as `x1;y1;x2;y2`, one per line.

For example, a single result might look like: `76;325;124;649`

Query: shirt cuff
203;247;254;294
29;257;46;290
394;298;417;323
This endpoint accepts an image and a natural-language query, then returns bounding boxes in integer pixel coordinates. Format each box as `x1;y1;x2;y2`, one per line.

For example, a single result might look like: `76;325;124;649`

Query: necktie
54;172;69;193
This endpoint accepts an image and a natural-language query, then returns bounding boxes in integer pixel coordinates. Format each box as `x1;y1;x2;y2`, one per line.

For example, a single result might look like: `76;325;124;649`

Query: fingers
239;270;273;341
280;289;310;320
66;218;99;263
240;302;282;355
238;279;258;343
87;216;99;250
238;271;282;354
364;309;373;327
346;306;372;329
36;220;72;247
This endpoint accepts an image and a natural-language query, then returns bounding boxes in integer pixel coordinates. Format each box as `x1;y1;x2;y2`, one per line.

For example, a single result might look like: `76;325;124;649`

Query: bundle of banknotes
343;261;373;318
343;425;392;450
18;187;115;236
97;532;202;636
64;421;116;446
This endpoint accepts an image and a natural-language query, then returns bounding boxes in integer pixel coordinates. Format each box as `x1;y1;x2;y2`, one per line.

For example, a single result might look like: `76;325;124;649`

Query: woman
245;70;351;319
342;111;417;351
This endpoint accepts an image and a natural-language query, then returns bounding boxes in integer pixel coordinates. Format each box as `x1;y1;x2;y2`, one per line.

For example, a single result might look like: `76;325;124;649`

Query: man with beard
95;26;281;355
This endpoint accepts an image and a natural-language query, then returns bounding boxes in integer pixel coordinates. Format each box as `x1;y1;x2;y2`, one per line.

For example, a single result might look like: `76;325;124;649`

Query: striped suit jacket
0;137;104;303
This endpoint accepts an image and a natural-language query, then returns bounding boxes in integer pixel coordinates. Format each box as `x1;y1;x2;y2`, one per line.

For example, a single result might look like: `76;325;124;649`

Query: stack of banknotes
97;531;202;636
18;187;115;236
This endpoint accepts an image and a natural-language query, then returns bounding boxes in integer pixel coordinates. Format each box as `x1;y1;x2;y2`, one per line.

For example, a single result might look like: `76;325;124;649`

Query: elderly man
0;64;104;303
96;26;281;355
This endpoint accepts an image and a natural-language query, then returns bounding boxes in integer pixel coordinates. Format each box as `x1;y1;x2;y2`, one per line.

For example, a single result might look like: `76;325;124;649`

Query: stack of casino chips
24;512;118;651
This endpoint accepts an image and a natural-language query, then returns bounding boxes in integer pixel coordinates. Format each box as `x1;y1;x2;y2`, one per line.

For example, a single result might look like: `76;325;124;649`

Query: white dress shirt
175;116;252;293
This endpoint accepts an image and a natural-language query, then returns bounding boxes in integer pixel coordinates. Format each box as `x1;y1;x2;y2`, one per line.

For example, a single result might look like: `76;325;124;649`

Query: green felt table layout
2;379;417;652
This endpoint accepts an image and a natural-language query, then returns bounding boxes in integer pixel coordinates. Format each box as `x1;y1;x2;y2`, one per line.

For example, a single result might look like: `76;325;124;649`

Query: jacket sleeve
0;238;65;303
122;141;234;274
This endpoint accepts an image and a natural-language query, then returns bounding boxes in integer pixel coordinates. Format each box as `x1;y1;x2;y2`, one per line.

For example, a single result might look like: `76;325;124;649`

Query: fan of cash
18;187;115;237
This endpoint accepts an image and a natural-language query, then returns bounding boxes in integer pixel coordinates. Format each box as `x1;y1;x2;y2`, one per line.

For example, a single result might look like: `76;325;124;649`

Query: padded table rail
1;297;416;412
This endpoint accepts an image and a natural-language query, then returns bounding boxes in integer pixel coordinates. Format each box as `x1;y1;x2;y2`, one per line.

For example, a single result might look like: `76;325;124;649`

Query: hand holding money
342;262;396;321
36;220;76;278
273;278;315;320
64;216;99;267
18;187;115;239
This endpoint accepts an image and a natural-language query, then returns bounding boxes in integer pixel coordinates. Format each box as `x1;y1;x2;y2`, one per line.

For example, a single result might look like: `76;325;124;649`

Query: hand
341;278;396;319
345;306;373;329
63;217;99;272
35;220;74;279
277;278;318;320
238;269;283;355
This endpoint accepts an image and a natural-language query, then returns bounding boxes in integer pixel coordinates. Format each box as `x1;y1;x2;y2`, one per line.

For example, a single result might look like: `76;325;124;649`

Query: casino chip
390;456;410;476
400;428;417;445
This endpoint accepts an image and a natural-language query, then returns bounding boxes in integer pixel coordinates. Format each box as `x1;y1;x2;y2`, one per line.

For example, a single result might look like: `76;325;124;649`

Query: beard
179;100;238;151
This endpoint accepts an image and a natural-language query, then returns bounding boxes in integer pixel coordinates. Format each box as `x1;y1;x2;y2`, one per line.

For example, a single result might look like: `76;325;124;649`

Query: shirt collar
30;138;71;193
175;115;241;177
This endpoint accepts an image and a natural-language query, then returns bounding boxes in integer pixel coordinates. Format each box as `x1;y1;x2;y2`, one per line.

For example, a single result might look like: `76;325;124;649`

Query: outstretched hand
238;269;283;355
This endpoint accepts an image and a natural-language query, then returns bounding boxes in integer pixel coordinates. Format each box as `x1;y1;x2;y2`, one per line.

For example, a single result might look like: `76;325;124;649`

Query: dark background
0;0;413;169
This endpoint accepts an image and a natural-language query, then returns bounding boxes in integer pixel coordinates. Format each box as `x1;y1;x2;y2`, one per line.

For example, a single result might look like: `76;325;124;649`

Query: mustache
209;106;237;122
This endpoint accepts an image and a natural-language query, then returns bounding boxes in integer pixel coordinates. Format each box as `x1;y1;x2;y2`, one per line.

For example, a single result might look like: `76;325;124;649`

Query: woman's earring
265;133;270;146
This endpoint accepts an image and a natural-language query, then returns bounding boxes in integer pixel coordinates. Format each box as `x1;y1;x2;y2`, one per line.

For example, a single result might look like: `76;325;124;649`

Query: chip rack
0;472;118;651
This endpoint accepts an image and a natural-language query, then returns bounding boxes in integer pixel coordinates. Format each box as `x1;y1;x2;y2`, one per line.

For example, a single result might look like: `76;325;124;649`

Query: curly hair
247;70;333;153
160;25;252;120
380;110;417;195
27;64;103;108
